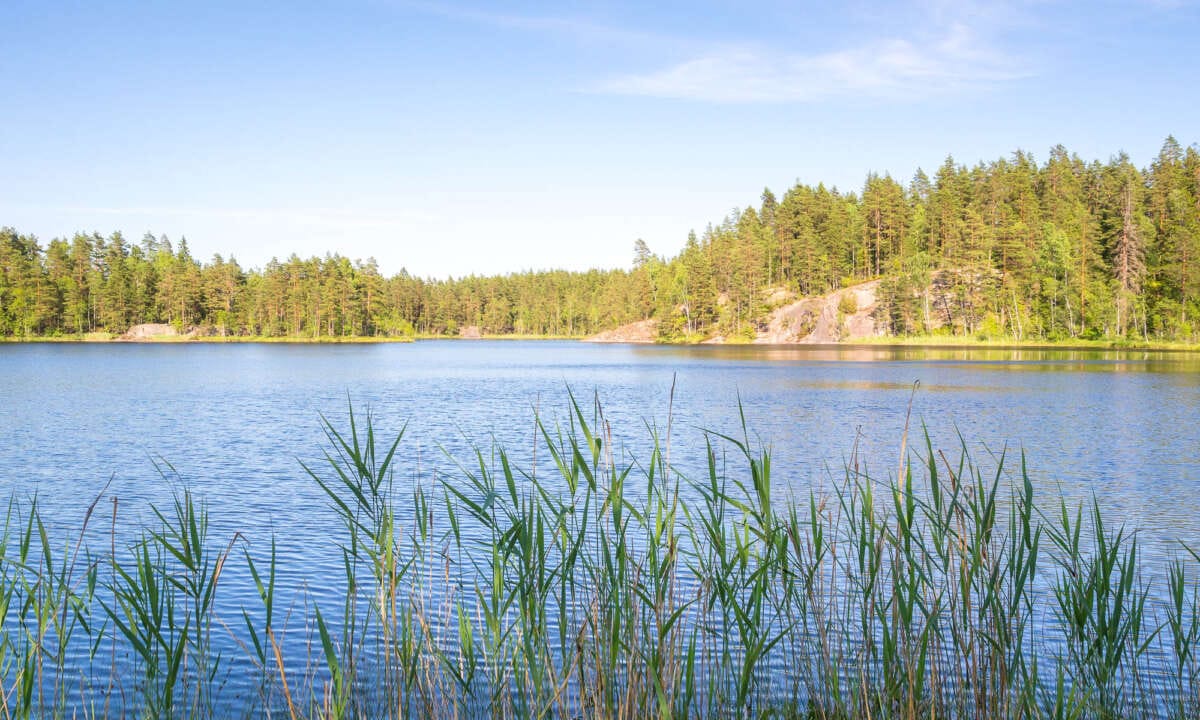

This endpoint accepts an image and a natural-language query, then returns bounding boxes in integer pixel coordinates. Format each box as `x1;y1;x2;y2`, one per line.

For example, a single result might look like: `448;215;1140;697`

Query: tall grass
0;392;1198;718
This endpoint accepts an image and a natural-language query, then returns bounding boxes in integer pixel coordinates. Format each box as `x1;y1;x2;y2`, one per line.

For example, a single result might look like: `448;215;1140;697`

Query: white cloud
599;12;1025;103
389;1;1031;104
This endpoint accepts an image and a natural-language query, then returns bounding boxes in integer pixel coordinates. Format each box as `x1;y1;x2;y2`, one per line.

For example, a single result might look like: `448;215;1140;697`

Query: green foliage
3;138;1200;342
977;312;1004;340
372;308;416;338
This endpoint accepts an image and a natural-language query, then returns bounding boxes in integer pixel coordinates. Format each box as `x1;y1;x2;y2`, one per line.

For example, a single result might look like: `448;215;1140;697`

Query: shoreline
2;333;1198;352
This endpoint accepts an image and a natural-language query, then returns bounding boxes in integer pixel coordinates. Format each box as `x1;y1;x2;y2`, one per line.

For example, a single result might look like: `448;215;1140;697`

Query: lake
1;340;1199;714
4;341;1198;543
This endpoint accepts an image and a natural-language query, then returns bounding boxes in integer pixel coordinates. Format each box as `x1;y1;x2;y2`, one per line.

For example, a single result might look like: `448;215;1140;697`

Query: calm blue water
4;342;1197;540
1;341;1198;710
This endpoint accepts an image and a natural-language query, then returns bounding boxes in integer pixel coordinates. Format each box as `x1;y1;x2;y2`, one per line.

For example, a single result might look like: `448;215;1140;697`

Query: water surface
3;340;1199;542
1;341;1198;707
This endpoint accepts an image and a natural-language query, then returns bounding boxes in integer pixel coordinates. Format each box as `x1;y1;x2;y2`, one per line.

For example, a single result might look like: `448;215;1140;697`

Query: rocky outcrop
583;318;658;343
584;283;884;345
756;280;885;344
582;269;999;345
762;287;797;309
118;323;209;341
121;323;181;340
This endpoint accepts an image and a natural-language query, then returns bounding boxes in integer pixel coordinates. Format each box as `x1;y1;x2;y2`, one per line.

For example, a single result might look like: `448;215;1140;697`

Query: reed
0;393;1197;719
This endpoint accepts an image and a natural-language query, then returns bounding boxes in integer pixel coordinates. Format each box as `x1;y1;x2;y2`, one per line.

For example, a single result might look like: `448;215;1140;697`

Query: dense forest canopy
2;138;1199;341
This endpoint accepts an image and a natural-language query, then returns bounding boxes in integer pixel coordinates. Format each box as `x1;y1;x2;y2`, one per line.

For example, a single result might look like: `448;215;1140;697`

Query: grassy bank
1;398;1199;718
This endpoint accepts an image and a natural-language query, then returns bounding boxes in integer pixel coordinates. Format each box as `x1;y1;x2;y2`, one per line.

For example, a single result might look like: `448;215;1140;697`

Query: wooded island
2;138;1198;343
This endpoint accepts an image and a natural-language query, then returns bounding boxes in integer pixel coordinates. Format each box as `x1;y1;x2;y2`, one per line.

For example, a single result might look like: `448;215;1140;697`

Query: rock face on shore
583;281;887;345
585;271;1002;345
120;323;181;340
582;318;658;343
756;280;885;344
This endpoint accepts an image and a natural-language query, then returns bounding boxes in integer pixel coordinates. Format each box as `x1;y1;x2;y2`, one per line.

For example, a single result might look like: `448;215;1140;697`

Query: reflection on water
636;341;1195;369
787;379;1005;392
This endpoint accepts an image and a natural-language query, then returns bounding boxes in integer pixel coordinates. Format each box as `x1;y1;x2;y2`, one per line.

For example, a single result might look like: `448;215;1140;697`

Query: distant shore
3;333;1199;352
0;334;418;344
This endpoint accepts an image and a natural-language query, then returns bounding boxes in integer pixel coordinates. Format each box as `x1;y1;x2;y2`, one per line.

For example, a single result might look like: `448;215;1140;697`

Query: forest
2;137;1198;342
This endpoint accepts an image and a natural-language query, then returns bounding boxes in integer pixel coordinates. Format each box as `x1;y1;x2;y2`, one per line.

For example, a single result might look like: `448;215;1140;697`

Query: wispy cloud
599;9;1025;103
388;0;1030;103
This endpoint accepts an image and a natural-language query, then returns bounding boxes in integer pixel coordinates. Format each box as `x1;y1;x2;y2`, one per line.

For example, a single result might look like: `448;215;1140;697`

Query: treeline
2;137;1198;341
644;136;1200;341
0;234;645;337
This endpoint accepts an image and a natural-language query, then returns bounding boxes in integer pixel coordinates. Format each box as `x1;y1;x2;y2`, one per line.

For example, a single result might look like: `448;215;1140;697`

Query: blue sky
1;0;1196;278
